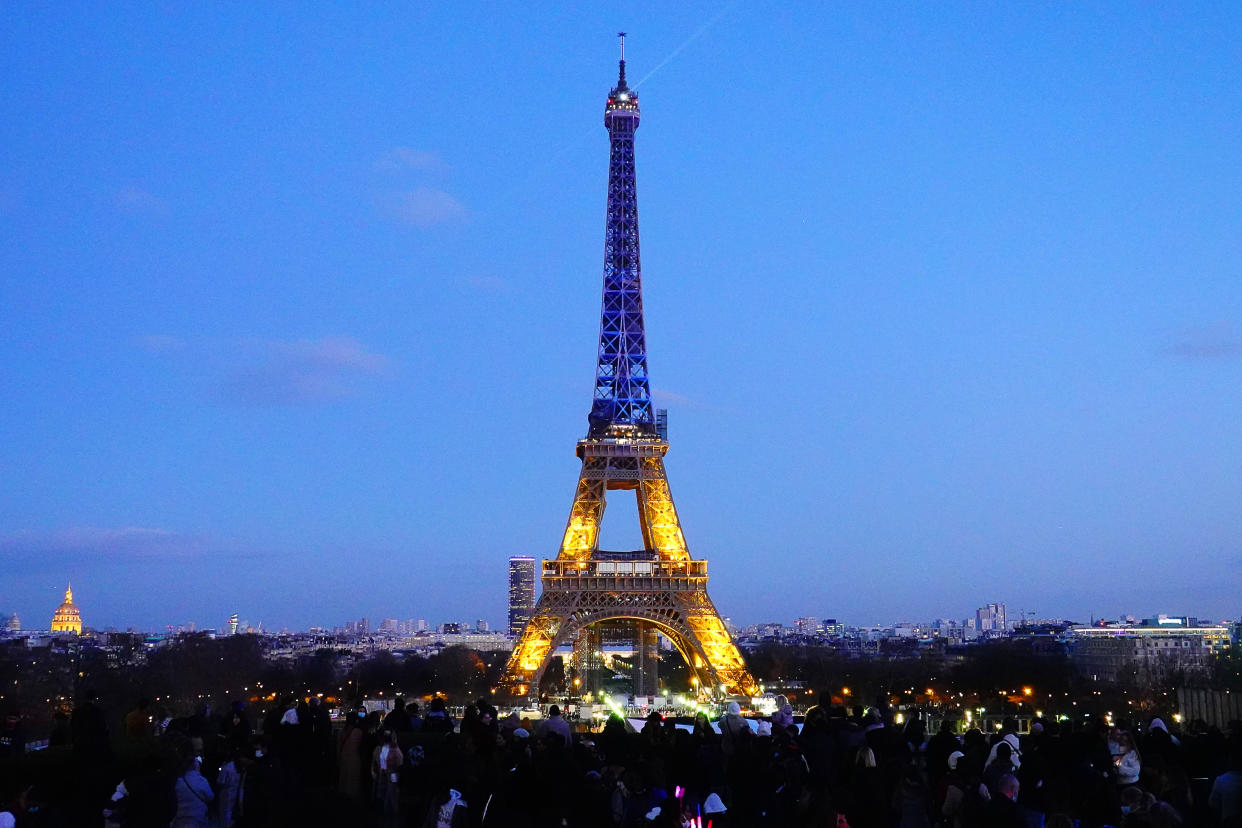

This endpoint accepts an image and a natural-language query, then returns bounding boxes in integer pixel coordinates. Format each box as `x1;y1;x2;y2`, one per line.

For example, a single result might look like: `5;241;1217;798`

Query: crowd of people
2;690;1242;827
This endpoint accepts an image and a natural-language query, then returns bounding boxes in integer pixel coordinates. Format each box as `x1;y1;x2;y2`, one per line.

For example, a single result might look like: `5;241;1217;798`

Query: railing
593;550;660;561
542;559;707;584
576;440;668;458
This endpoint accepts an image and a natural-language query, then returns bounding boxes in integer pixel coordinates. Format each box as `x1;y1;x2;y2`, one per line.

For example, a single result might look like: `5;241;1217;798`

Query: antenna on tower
617;31;628;88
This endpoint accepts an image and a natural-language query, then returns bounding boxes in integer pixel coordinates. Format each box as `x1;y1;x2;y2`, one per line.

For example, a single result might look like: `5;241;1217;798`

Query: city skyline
4;578;1231;638
4;5;1242;630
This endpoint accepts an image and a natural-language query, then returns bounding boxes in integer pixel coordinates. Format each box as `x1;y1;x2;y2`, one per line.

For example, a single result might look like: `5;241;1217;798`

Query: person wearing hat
717;701;750;770
984;731;1021;770
941;750;989;828
984;741;1018;797
702;792;729;827
771;695;795;732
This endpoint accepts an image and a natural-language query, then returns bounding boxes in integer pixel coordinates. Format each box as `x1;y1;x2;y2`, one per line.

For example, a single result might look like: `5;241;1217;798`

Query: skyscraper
508;557;536;636
977;602;1007;636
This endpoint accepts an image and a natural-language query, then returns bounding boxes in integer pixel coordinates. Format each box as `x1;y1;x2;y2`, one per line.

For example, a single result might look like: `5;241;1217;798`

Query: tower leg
499;574;759;700
634;621;659;697
572;624;602;698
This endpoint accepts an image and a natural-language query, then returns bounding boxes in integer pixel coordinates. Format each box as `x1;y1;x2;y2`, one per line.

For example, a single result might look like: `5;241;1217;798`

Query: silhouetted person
171;750;214;828
1210;746;1242;826
125;697;154;741
423;697;454;734
539;704;571;744
70;689;111;761
980;773;1024;828
382;697;413;732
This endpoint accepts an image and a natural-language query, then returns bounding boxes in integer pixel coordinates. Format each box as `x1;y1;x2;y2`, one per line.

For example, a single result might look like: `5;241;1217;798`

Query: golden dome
50;583;82;634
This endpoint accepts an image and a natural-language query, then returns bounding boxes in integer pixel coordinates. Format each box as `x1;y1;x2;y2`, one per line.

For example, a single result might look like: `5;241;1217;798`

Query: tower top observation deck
605;32;639;126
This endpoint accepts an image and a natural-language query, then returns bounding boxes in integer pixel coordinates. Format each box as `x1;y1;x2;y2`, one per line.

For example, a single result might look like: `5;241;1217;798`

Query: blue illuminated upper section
589;51;653;439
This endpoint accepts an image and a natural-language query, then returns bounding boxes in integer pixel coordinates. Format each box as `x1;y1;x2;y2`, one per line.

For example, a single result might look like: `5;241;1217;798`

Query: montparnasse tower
50;583;83;634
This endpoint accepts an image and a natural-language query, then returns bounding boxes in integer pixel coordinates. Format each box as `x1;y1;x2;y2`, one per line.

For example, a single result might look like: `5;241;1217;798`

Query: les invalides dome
50;583;83;634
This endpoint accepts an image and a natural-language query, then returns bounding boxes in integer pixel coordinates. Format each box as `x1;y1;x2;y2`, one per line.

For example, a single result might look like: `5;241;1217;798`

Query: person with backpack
170;753;213;828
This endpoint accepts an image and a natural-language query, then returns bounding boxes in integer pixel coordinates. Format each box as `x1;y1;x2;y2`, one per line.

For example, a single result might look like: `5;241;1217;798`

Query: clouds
1168;321;1242;360
138;335;394;406
0;526;203;566
374;147;467;227
222;336;392;405
389;187;468;227
374;147;451;174
0;528;268;627
652;387;695;407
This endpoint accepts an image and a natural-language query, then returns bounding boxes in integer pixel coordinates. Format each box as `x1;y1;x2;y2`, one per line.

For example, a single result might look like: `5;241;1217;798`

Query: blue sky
2;3;1240;631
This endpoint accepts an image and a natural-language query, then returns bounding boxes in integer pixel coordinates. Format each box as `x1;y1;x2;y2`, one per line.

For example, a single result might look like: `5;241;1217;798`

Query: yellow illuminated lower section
637;458;688;561
559;476;605;561
557;453;689;562
500;597;759;699
501;440;755;698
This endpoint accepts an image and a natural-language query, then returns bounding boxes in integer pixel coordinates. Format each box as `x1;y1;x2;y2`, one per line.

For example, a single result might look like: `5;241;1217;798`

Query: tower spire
617;31;627;89
595;34;646;438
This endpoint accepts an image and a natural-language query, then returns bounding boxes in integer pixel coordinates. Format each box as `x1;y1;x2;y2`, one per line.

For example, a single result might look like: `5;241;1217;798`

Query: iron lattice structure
499;41;758;700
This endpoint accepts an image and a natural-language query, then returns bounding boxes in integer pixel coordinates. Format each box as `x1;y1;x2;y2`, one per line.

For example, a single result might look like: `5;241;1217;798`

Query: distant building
1070;621;1230;684
795;616;821;635
6;612;19;632
227;613;239;636
757;622;784;639
476;619;489;633
934;618;966;644
344;618;371;636
50;583;82;634
508;557;536;636
976;603;1007;637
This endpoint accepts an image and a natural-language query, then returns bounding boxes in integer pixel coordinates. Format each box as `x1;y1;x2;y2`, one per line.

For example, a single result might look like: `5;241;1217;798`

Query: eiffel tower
499;36;758;700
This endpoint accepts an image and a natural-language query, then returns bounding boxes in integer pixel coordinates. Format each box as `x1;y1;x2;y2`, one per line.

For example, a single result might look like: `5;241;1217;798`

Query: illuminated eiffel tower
499;37;758;700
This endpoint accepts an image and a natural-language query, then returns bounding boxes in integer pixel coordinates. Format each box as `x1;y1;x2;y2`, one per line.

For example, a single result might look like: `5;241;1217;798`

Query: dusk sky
3;4;1241;632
